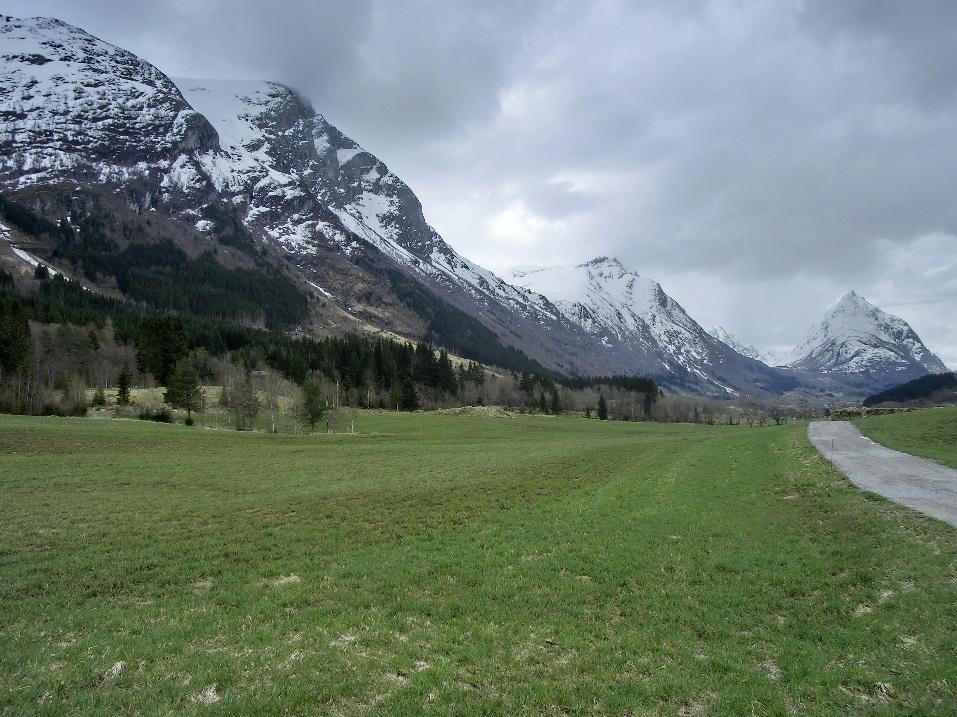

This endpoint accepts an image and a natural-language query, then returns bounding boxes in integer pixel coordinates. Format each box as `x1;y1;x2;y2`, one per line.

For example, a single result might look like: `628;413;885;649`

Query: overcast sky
11;0;957;365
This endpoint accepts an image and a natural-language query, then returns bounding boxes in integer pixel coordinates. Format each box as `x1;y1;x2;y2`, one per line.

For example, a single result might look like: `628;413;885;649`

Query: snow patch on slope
0;17;215;185
708;326;770;364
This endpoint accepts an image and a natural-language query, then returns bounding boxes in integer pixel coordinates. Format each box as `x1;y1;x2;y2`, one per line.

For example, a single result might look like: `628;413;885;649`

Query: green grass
2;413;957;716
855;406;957;469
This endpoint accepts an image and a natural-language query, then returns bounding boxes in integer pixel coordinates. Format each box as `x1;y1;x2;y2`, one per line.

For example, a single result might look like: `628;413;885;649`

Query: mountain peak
779;292;948;386
510;260;790;394
835;289;867;307
583;256;625;270
0;14;218;185
709;326;770;363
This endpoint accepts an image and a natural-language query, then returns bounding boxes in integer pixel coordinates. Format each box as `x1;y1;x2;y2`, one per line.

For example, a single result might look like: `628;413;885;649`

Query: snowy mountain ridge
0;16;947;397
0;18;605;382
778;290;948;377
173;78;563;322
707;326;771;363
510;258;792;394
0;16;217;186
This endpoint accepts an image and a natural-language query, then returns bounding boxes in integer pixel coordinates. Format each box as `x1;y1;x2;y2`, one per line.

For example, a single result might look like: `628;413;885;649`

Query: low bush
138;406;172;423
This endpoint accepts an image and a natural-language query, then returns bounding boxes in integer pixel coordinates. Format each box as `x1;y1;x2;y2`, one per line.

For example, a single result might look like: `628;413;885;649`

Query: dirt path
808;421;957;529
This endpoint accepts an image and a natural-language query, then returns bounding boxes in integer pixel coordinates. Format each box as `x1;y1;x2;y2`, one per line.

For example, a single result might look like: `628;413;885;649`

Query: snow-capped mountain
171;79;570;323
708;326;769;363
167;78;613;373
511;258;794;394
0;17;217;186
776;291;948;392
0;17;604;378
5;15;938;398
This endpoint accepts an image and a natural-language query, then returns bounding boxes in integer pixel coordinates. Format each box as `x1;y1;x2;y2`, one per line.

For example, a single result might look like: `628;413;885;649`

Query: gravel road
808;420;957;529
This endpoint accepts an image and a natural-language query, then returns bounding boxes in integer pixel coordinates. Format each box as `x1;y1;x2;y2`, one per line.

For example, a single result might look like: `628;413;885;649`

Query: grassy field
2;414;957;716
855;406;957;469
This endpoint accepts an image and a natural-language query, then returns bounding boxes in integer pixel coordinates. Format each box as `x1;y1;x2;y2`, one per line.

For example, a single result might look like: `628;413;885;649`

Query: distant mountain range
0;16;948;398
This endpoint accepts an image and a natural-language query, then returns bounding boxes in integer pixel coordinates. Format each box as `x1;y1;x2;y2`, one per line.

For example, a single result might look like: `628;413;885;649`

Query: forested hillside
0;265;665;425
863;372;957;407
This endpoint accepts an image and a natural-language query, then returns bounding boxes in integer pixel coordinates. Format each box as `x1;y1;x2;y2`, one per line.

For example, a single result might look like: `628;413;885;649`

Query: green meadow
855;406;957;469
2;413;956;716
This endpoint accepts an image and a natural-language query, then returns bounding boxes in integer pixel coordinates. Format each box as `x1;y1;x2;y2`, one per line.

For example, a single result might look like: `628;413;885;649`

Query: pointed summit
836;289;866;307
778;291;947;392
510;259;793;395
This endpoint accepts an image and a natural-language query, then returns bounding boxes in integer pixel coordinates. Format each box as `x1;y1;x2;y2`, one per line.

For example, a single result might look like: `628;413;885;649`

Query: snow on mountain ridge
510;258;786;393
708;326;770;363
0;17;217;185
175;78;565;323
781;290;948;376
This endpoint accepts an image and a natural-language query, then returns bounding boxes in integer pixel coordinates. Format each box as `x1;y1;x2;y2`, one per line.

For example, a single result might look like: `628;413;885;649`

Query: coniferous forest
0;265;666;428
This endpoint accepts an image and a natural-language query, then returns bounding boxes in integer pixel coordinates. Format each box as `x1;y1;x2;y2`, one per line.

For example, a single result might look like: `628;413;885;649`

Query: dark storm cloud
8;0;957;364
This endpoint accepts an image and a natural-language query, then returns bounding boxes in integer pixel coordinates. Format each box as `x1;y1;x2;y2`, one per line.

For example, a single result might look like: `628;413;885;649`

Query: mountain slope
777;291;947;392
0;16;217;185
170;78;607;373
708;326;769;363
0;19;565;374
863;372;957;407
511;258;795;394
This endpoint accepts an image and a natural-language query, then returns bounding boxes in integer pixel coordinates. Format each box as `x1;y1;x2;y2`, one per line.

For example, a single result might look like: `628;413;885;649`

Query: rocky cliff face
0;17;217;184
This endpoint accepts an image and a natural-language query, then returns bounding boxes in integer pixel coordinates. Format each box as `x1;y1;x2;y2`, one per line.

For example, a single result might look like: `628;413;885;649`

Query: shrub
138;406;172;423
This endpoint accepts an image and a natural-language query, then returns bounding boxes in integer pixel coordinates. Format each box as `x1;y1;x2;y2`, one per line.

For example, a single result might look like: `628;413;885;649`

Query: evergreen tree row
0;270;480;408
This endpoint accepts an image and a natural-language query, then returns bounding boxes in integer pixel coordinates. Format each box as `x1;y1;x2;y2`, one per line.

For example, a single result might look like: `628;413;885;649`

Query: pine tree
585;406;592;419
438;349;457;395
0;294;31;377
412;342;436;386
539;391;547;413
597;394;609;420
116;365;131;405
135;315;187;384
92;386;106;407
164;358;200;423
550;391;561;414
399;377;419;411
302;380;325;431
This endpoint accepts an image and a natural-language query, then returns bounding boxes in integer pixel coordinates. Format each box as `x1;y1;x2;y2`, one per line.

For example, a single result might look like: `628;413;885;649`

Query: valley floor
2;414;957;715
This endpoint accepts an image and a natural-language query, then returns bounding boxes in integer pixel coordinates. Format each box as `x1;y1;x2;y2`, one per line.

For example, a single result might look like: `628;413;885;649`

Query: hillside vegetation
855;406;957;469
863;372;957;407
3;414;957;715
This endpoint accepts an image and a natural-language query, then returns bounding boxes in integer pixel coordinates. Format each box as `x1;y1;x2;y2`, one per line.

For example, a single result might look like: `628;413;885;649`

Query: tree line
0;262;670;429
